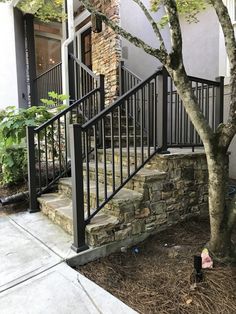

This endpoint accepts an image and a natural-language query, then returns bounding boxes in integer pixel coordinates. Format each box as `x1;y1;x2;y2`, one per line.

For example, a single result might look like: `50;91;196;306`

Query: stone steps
82;161;166;189
97;147;156;165
58;177;143;219
37;147;208;249
37;193;120;247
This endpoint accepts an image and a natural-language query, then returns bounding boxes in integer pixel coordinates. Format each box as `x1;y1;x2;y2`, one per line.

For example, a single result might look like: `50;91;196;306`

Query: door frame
76;22;92;62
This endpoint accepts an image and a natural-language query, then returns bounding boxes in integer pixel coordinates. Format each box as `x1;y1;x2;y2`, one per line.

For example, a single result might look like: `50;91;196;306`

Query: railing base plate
28;208;40;214
159;150;170;155
71;244;89;253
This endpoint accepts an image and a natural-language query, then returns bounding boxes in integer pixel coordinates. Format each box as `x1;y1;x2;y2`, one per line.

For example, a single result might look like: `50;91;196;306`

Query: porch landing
0;213;137;314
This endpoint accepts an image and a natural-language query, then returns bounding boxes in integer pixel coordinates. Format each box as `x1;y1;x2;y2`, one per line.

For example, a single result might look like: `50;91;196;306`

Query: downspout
10;0;20;7
62;0;75;103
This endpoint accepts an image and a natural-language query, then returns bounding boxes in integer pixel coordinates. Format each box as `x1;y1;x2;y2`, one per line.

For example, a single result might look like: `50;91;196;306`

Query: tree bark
206;151;234;258
167;65;235;259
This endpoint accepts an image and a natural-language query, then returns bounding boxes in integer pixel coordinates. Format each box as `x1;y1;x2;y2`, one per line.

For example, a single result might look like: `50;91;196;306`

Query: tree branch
210;0;236;145
80;0;168;63
132;0;166;51
163;0;182;59
161;0;215;145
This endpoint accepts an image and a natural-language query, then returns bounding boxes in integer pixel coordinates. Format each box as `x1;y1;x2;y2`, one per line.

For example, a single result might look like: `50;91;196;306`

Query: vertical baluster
206;85;210;125
180;99;183;145
37;133;42;193
173;91;177;144
111;112;115;192
189;81;193;145
85;130;90;218
94;124;99;209
170;78;173;145
153;77;157;150
51;123;55;180
44;128;49;186
58;118;62;175
141;87;144;163
147;83;150;157
64;115;68;170
102;118;107;199
176;93;179;145
118;106;123;184
126;99;130;177
134;92;137;169
196;82;200;143
212;86;215;130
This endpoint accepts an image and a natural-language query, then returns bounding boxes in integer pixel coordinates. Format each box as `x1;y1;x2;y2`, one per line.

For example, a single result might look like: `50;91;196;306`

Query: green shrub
0;92;68;186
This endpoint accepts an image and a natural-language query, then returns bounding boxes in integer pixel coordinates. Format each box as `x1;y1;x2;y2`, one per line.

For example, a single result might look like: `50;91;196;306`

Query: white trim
34;31;62;41
74;9;90;28
11;0;20;7
219;0;236;80
76;22;92;60
61;0;74;101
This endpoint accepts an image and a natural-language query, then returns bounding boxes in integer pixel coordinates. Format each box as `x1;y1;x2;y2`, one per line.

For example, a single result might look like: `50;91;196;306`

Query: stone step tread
37;193;119;233
82;162;167;181
98;147;156;156
58;178;143;203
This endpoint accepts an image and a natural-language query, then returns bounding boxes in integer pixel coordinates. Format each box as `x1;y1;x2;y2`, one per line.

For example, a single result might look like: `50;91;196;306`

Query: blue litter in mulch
228;185;236;197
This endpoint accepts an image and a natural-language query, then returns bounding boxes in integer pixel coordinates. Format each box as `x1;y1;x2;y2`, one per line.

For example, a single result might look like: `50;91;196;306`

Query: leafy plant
0;92;68;186
40;91;68;109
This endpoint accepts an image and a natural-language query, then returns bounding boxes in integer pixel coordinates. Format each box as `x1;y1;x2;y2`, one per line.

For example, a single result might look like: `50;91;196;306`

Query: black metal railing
27;65;224;252
119;61;142;95
27;80;105;213
70;70;163;250
166;74;224;148
69;53;99;101
32;62;63;106
69;68;224;251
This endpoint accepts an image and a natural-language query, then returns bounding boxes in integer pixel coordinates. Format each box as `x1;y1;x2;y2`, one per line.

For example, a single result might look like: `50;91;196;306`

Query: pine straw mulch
78;218;236;314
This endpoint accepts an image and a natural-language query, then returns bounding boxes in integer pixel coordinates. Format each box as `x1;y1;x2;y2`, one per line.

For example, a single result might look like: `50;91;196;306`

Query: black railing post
98;74;105;111
119;60;125;96
157;67;169;153
215;76;224;127
70;124;89;253
27;126;38;213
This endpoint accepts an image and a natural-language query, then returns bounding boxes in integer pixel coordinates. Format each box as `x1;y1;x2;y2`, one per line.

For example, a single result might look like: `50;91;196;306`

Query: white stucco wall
120;0;171;79
180;8;220;80
0;3;19;109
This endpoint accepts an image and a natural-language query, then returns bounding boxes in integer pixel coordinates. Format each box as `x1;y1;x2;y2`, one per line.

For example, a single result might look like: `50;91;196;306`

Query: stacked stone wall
89;153;215;246
91;0;121;105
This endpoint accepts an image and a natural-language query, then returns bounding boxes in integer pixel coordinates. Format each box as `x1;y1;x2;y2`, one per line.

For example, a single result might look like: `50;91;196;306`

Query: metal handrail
82;70;161;130
33;62;62;81
69;53;98;80
35;88;100;132
187;75;221;87
121;64;142;82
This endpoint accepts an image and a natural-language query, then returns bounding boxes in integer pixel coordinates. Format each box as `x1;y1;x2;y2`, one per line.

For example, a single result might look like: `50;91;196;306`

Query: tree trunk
206;151;234;259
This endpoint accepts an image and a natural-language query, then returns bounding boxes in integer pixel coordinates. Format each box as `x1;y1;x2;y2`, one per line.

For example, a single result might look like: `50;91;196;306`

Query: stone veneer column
91;0;121;105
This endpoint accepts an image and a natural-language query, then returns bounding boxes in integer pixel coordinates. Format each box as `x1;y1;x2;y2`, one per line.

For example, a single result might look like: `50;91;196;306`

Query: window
35;36;61;75
34;22;62;76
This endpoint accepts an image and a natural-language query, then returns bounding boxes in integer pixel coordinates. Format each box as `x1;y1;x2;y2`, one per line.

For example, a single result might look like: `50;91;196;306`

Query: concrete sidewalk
0;214;137;314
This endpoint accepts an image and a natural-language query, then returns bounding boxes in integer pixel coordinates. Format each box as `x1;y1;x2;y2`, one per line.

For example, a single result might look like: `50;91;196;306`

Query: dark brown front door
81;28;92;69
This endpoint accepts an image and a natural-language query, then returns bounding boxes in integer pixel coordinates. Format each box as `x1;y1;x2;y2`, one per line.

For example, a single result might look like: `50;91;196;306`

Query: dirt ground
78;218;236;314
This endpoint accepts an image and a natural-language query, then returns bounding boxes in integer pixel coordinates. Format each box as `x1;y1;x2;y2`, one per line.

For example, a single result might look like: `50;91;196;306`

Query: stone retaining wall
90;152;214;247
